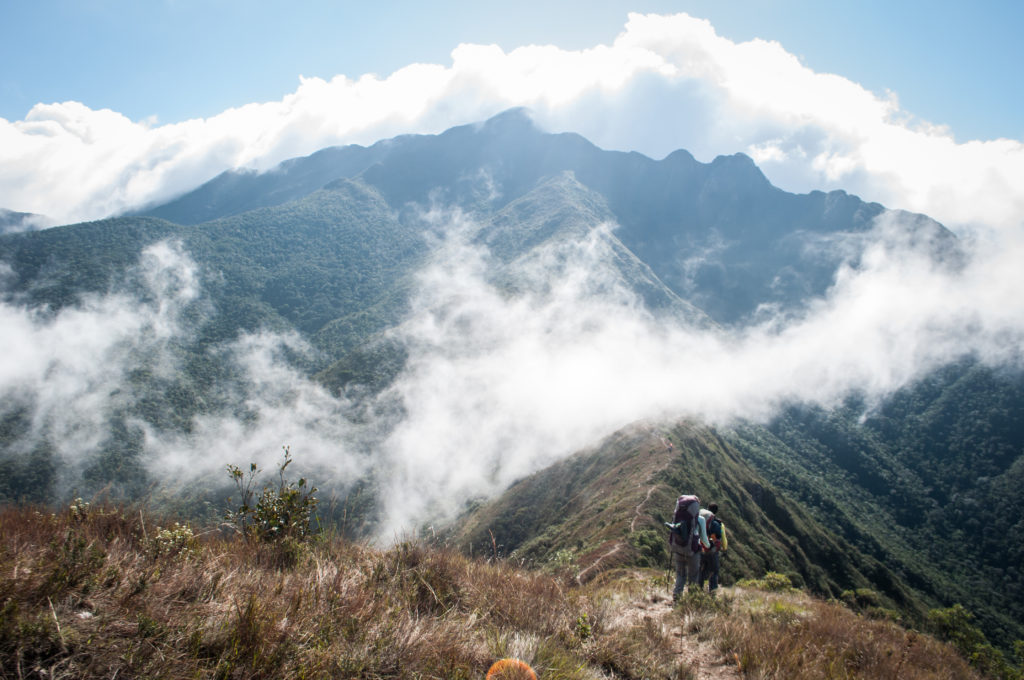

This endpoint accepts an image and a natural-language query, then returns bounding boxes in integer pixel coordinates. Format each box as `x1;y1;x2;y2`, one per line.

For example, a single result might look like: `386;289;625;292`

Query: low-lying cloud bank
4;204;1020;536
371;211;1024;532
0;242;200;488
1;13;1022;231
0;242;375;498
2;11;1023;534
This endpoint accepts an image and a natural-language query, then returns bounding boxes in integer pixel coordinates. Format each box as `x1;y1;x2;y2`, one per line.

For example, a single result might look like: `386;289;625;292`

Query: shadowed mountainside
141;108;954;325
453;420;924;619
452;362;1024;650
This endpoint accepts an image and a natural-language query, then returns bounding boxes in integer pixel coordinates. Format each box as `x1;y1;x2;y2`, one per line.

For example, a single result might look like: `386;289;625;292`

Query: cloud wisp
1;12;1022;231
369;209;1024;534
0;241;200;490
1;203;1023;535
0;241;377;500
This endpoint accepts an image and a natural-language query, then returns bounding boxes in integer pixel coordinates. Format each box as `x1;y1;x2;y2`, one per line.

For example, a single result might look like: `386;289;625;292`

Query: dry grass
0;504;597;679
0;504;989;679
716;589;981;679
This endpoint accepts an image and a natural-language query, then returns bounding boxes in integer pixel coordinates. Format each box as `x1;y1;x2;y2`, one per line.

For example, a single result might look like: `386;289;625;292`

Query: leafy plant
150;522;200;560
928;604;1021;678
225;446;319;543
736;571;796;592
574;612;592;641
674;587;731;615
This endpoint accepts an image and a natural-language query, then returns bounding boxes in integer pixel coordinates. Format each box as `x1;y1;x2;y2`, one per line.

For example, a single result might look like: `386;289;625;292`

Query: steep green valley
1;111;1020;661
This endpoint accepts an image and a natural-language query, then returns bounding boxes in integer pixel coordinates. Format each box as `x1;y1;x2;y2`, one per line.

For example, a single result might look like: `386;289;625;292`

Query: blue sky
2;0;1021;141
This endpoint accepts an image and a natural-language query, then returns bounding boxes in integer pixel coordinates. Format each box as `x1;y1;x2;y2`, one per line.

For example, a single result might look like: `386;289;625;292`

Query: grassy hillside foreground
0;504;989;679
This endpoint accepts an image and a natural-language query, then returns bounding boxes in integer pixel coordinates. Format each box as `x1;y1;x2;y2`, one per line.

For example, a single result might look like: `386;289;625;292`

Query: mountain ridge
138;108;949;325
2;109;1019;655
453;419;921;613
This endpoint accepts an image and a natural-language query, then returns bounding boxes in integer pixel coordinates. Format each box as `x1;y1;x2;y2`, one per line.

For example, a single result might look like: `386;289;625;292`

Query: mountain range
0;109;1020;648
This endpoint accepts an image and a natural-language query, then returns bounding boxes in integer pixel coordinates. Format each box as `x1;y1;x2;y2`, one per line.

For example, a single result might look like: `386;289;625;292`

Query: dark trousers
673;550;701;598
699;550;721;591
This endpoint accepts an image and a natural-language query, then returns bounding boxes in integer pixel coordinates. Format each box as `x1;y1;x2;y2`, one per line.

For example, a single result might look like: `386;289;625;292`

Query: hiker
666;494;710;600
699;503;728;593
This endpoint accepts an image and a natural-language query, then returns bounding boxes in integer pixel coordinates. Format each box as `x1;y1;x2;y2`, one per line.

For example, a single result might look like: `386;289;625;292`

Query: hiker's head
708;503;719;514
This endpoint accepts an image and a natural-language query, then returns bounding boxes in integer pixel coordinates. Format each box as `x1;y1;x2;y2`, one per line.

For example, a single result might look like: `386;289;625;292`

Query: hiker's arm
697;515;710;549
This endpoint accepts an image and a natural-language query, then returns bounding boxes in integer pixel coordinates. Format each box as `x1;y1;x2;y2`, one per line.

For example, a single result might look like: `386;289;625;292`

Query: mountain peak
708;151;771;190
710;151;763;174
479;107;537;134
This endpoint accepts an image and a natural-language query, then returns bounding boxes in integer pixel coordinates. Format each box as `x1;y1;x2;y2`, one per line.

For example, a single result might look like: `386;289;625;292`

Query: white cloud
1;12;1021;231
370;207;1024;535
0;242;372;497
142;330;372;486
0;241;200;486
2;212;1023;536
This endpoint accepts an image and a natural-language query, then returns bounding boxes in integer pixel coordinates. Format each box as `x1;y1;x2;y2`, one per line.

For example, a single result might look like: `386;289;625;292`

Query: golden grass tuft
718;588;981;679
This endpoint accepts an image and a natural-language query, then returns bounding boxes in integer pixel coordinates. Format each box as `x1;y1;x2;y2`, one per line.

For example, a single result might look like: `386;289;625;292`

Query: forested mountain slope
143;108;953;324
725;360;1024;647
453;361;1024;648
2;110;1019;652
454;420;925;617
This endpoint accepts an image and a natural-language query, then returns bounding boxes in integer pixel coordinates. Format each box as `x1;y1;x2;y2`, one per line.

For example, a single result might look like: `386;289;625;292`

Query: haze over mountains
1;110;1023;644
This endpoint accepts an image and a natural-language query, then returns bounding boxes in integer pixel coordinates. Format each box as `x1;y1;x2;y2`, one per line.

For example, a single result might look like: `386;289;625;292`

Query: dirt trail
575;543;621;584
578;483;659;585
619;591;741;680
578;433;737;678
574;436;736;678
630;484;658;533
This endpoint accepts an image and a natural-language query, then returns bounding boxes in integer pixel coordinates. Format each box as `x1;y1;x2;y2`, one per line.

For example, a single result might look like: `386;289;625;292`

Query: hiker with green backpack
665;494;710;601
699;503;728;593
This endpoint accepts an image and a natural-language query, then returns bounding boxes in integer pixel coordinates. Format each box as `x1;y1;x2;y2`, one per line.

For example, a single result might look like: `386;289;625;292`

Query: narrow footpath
619;590;741;680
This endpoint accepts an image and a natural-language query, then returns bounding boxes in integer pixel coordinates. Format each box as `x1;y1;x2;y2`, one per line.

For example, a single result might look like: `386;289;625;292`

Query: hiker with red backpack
699;503;728;593
665;494;710;601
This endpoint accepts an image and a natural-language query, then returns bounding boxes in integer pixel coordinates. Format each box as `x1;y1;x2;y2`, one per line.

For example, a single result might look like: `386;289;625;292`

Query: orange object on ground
486;658;537;679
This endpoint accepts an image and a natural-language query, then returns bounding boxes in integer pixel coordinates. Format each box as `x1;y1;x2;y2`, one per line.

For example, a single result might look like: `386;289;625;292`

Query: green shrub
574;612;592;641
928;604;1020;678
150;522;200;560
840;588;881;610
629;528;669;569
225;446;319;543
736;571;795;592
675;587;731;615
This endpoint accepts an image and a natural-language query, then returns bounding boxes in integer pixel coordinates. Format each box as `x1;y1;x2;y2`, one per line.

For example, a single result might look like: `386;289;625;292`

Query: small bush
225;446;319;544
68;497;91;521
629;528;669;569
40;530;106;598
840;588;881;610
575;612;592;641
674;587;731;615
735;571;796;592
150;522;199;560
928;604;1019;678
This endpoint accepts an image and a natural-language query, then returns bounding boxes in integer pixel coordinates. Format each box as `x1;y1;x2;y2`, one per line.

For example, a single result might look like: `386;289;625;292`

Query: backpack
703;511;723;551
669;494;701;553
